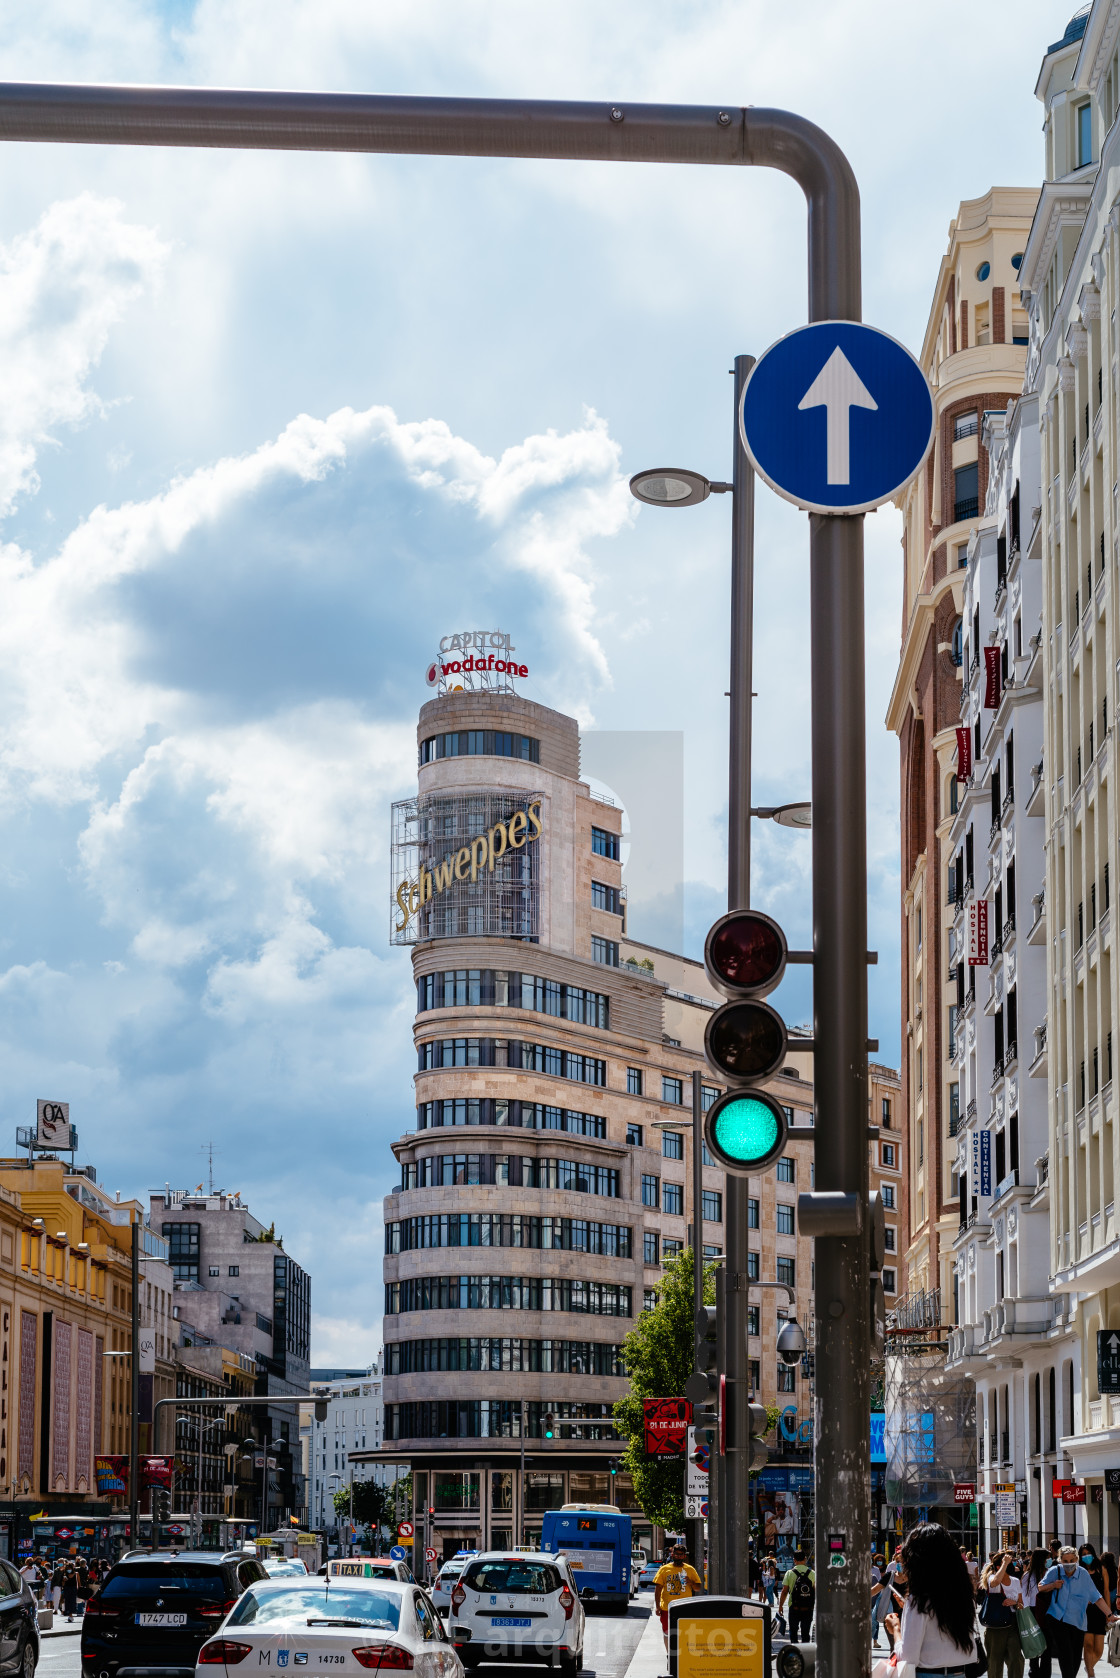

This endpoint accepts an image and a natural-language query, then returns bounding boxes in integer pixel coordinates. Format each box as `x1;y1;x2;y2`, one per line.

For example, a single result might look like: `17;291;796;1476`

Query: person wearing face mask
1077;1544;1109;1678
1035;1546;1117;1678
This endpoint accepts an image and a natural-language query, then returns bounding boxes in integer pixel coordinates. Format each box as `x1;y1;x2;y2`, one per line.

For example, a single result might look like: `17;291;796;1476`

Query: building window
662;1076;683;1105
701;1085;719;1111
591;881;623;915
420;730;539;765
747;1306;760;1337
643;1289;658;1312
662;1132;683;1160
627;1067;643;1097
663;1238;683;1260
749;1358;761;1391
747;1251;760;1281
884;1227;896;1252
777;1365;796;1393
229;1265;239;1277
748;1198;759;1229
954;411;978;442
702;1142;715;1166
777;1158;795;1183
777;1257;795;1288
701;1190;722;1223
882;1268;897;1296
777;1205;795;1236
643;1231;659;1265
881;1184;895;1209
641;1175;660;1208
208;1266;220;1277
882;1142;896;1169
954;462;979;524
663;1183;684;1217
1078;101;1093;167
626;1123;643;1147
592;937;619;967
591;826;621;860
161;1222;200;1284
881;1097;891;1128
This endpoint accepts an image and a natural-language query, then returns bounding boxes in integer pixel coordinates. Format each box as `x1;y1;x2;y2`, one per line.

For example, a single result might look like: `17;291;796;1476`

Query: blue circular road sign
740;321;934;515
390;1545;407;1561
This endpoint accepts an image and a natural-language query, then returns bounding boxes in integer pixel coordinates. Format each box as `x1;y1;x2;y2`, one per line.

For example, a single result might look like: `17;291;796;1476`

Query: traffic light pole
722;352;757;1602
0;79;868;1678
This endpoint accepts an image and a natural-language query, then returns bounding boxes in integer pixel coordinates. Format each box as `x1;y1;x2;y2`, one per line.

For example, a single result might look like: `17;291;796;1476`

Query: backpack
790;1567;815;1611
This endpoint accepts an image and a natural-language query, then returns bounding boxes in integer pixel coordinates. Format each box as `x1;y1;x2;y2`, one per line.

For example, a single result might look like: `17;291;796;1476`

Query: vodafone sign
426;629;527;692
427;652;528;685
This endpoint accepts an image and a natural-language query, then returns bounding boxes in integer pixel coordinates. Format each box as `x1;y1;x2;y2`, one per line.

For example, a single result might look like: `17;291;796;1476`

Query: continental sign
395;799;543;934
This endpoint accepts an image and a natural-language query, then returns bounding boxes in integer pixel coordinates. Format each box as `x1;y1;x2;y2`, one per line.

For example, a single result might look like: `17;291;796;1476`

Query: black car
0;1558;38;1678
81;1551;267;1678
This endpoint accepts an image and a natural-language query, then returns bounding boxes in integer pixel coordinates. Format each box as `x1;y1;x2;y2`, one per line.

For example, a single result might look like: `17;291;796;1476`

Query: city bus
540;1505;632;1613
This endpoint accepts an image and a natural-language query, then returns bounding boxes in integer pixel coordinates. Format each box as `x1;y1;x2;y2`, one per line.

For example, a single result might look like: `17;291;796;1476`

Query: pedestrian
883;1522;977;1678
1077;1543;1109;1678
980;1551;1024;1678
761;1554;778;1609
18;1557;37;1598
1101;1551;1118;1612
61;1562;78;1621
652;1542;704;1655
1023;1548;1054;1678
962;1548;980;1598
49;1558;64;1612
778;1547;815;1645
1035;1545;1117;1678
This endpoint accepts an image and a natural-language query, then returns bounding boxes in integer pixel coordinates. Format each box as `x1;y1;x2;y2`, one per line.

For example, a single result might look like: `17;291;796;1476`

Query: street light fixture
752;802;812;830
629;468;731;508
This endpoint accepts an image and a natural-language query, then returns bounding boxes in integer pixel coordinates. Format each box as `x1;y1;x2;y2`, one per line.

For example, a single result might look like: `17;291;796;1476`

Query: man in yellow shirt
654;1543;704;1649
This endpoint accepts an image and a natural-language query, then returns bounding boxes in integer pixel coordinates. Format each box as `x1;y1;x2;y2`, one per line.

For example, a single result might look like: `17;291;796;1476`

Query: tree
333;1480;395;1546
612;1249;715;1532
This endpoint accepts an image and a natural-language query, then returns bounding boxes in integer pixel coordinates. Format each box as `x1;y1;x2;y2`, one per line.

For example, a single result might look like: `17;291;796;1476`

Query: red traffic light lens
705;999;787;1081
705;910;786;997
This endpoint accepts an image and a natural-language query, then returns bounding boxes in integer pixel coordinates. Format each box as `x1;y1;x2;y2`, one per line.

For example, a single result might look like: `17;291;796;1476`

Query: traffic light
702;909;790;1173
746;1403;770;1471
543;1413;555;1439
608;1458;618;1478
685;1304;720;1443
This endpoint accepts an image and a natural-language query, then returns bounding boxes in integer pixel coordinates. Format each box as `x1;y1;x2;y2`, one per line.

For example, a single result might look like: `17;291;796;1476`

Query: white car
194;1574;461;1678
333;1559;415;1586
431;1565;464;1617
449;1552;584;1675
262;1559;309;1578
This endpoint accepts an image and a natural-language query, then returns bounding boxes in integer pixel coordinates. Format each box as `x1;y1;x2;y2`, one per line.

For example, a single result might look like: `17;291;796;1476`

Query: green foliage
332;1479;395;1539
612;1250;714;1533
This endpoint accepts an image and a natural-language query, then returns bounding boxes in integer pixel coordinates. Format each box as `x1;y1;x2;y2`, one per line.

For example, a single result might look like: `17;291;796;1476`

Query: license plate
136;1613;188;1626
490;1617;532;1627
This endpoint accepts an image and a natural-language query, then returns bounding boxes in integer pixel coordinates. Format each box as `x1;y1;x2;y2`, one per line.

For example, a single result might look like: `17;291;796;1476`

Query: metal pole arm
0;84;859;318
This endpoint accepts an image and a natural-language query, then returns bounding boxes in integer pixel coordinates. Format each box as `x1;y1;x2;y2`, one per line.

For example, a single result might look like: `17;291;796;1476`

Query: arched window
951;618;964;667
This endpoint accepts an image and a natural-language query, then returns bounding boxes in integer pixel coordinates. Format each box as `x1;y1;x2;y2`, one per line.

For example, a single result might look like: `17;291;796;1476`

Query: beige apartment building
888;187;1039;1312
375;666;901;1560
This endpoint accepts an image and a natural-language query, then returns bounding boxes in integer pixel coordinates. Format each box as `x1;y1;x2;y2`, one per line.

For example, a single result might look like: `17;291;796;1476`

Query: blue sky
0;0;1068;1360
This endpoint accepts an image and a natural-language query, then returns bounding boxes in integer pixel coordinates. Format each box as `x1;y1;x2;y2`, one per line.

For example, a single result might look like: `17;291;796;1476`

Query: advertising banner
36;1100;71;1150
643;1397;690;1457
984;645;1002;708
95;1456;128;1495
1062;1484;1086;1504
955;726;973;780
141;1456;174;1491
953;1483;976;1504
139;1331;156;1375
968;899;989;966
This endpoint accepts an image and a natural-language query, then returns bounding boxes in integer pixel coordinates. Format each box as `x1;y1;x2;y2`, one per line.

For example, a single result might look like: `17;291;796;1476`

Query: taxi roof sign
327;1559;397;1578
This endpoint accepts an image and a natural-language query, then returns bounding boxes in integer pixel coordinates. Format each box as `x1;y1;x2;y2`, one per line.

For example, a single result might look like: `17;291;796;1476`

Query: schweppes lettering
396;799;543;933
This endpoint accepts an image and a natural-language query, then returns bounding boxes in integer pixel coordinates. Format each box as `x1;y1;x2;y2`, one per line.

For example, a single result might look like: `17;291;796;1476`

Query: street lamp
752;802;812;830
629;468;731;507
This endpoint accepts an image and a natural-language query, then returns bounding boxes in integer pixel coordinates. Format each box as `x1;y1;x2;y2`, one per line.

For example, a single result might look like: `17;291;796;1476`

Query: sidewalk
623;1611;665;1678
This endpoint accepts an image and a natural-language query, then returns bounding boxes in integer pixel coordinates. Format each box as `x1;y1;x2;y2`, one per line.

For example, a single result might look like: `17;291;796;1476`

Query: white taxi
194;1568;461;1678
449;1552;584;1675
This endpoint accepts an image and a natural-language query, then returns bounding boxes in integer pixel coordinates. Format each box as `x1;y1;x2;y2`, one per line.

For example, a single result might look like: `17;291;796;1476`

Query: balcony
1027;760;1045;817
1028;891;1046;945
954;498;979;523
1030;1022;1048;1079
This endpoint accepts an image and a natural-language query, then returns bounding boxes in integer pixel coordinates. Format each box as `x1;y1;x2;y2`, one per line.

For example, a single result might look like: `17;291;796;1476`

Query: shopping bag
1015;1607;1047;1660
871;1659;897;1678
1107;1619;1120;1667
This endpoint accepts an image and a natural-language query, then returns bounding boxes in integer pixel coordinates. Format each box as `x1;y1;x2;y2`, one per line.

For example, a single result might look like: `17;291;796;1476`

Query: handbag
1015;1607;1047;1660
1107;1619;1120;1666
964;1635;990;1678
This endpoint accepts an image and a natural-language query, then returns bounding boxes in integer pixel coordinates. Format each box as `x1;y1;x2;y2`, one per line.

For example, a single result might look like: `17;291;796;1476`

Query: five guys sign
643;1397;691;1457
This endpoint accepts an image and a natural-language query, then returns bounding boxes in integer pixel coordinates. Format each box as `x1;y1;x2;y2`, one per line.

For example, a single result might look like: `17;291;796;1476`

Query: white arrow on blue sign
390;1545;407;1561
740;322;935;515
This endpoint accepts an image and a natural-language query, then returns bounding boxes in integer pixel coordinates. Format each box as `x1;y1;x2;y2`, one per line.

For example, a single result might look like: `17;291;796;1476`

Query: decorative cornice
1068;322;1089;360
1059;356;1077;391
1080;282;1101;321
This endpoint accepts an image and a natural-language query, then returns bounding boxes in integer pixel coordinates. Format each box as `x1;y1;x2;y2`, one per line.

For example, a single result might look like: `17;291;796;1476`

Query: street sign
1098;1331;1120;1394
669;1596;769;1678
398;1521;414;1537
389;1545;407;1561
685;1495;708;1520
687;1427;710;1496
425;1547;438;1564
739;322;934;515
953;1484;975;1504
996;1492;1018;1526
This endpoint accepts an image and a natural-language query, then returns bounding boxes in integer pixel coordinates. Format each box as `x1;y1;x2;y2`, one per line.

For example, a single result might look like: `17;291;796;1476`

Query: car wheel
18;1635;35;1678
559;1657;578;1678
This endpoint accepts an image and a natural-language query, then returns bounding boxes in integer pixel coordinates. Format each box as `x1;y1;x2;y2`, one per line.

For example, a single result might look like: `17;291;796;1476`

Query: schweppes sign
395;798;543;934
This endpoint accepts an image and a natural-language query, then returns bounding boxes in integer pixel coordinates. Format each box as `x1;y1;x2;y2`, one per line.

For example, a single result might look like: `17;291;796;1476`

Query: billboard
36;1100;73;1150
643;1398;690;1457
95;1456;128;1495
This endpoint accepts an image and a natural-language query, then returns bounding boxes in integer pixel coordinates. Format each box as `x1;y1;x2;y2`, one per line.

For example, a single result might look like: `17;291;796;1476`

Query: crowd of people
16;1554;105;1620
873;1528;1119;1678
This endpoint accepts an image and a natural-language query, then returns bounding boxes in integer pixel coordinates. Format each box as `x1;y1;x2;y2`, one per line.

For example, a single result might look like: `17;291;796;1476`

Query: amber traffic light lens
705;909;787;997
705;999;787;1080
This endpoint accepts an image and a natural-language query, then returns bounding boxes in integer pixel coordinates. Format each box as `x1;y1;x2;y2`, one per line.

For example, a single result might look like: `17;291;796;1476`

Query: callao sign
426;630;528;690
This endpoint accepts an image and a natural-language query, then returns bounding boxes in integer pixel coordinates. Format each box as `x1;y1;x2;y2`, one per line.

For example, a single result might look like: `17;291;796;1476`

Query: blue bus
540;1506;632;1613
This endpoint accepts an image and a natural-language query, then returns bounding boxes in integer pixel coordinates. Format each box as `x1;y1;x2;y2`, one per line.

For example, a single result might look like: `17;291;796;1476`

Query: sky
0;0;1070;1363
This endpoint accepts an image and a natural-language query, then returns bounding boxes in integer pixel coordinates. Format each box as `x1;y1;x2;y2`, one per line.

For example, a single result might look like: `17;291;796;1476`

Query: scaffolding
390;790;543;946
883;1334;976;1509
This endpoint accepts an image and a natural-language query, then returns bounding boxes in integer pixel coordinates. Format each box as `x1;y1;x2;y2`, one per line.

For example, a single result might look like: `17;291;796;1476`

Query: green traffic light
704;1091;787;1174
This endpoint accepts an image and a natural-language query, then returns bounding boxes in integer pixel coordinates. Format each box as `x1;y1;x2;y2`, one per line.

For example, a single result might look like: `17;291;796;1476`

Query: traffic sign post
0;75;878;1678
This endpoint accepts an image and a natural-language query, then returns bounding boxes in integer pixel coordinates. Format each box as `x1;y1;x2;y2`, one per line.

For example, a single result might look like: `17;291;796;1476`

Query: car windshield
463;1562;560;1595
228;1588;402;1629
102;1567;228;1599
